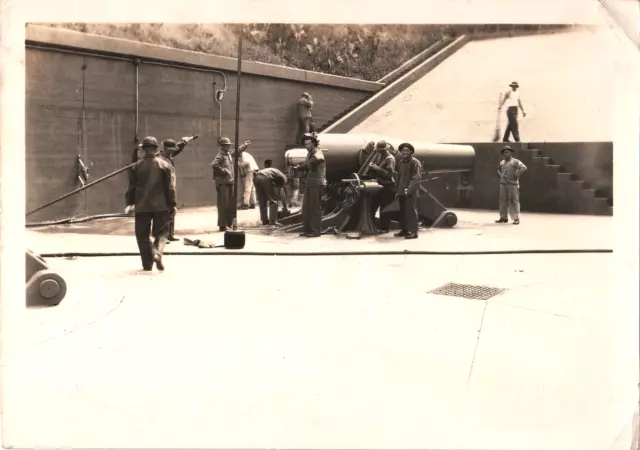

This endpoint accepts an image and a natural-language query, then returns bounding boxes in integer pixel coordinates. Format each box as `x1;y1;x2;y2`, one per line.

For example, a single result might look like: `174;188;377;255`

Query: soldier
254;164;289;226
211;137;250;231
367;140;396;233
238;147;259;210
496;145;527;225
160;137;192;242
394;142;422;239
297;92;314;142
499;81;527;143
124;136;176;271
292;132;326;237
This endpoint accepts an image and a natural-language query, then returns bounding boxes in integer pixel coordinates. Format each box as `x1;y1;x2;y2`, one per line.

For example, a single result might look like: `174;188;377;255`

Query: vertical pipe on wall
232;26;243;223
134;59;140;144
212;77;217;141
81;61;87;211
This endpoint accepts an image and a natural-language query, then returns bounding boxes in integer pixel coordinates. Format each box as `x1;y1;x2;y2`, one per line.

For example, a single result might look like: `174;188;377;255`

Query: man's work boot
168;236;179;242
219;227;227;232
238;205;250;210
394;230;408;237
153;253;165;271
404;231;418;239
269;222;283;227
250;204;256;209
495;218;508;223
513;219;520;225
304;233;321;238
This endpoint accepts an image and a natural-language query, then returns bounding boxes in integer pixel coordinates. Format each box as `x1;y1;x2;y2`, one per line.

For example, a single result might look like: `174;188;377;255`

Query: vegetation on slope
35;23;570;81
37;23;455;81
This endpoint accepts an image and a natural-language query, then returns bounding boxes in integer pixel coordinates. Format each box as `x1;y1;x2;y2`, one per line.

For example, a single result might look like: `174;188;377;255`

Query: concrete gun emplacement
280;133;476;236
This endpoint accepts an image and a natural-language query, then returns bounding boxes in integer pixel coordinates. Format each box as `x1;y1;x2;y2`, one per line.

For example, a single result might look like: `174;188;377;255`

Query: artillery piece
279;133;475;237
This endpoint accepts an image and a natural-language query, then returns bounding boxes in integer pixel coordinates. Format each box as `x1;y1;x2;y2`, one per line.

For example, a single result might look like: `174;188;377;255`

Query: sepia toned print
6;12;637;450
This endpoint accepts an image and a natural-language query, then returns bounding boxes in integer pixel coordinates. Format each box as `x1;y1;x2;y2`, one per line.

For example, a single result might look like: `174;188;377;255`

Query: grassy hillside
36;23;454;81
35;23;571;81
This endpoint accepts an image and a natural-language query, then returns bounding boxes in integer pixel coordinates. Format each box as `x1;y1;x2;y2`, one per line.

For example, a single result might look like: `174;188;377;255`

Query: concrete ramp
351;28;616;143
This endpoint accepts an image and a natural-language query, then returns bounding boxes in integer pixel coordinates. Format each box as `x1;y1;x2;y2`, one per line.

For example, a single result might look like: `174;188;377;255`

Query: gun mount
279;133;475;236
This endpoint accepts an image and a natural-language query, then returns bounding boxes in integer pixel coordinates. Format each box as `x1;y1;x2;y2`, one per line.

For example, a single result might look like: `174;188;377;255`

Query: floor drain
428;282;507;300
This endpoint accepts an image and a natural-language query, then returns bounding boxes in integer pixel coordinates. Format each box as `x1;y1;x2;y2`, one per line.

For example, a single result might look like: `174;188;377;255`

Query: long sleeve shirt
297;149;326;187
369;152;396;186
257;167;288;187
239;151;260;176
498;158;527;186
396;156;422;196
297;97;313;119
125;155;177;212
211;144;248;186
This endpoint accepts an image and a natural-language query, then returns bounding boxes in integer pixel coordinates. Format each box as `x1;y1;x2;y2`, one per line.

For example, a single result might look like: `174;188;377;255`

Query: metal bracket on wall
76;155;90;186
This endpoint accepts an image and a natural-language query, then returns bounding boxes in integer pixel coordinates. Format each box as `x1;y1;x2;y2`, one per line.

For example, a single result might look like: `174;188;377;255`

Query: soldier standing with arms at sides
293;132;326;238
496;145;527;225
160;136;194;242
254;163;289;226
211;137;250;231
368;140;397;233
297;92;314;142
394;143;422;240
499;81;527;143
125;136;176;272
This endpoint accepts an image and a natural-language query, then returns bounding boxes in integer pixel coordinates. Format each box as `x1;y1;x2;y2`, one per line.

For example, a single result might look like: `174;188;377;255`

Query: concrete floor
7;208;638;449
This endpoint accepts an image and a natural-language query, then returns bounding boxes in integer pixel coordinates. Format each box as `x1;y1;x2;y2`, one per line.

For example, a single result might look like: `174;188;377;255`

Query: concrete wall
25;26;380;222
423;142;614;213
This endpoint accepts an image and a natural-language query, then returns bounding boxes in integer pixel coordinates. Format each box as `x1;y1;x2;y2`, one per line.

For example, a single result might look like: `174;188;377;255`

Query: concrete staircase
518;146;613;216
316;37;453;133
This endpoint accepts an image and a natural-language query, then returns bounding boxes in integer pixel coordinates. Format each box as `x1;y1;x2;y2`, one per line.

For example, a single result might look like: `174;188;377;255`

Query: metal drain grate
428;282;507;300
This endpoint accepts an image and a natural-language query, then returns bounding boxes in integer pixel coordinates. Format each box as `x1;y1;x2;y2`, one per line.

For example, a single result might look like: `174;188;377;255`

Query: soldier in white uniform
499;81;527;143
496;145;527;225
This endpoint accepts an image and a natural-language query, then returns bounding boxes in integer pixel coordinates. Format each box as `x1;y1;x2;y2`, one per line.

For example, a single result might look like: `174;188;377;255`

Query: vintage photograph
2;2;639;448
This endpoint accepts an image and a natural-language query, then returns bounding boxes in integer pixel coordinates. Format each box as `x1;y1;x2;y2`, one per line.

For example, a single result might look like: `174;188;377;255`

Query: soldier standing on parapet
125;136;176;272
293;132;326;238
496;145;527;225
297;92;313;142
499;81;527;143
160;137;194;242
394;143;422;240
211;137;250;232
368;140;397;233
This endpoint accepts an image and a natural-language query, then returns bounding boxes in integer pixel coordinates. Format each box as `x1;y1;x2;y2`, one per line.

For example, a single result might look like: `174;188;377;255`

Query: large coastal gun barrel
281;133;476;236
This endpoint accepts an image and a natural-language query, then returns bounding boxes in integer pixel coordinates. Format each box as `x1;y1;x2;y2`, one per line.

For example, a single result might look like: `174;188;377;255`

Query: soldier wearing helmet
292;132;326;237
125;136;177;271
159;137;193;242
211;136;251;231
367;140;397;233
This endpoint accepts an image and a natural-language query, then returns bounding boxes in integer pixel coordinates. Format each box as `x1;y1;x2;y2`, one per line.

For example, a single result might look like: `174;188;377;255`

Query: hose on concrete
39;249;613;258
26;213;131;228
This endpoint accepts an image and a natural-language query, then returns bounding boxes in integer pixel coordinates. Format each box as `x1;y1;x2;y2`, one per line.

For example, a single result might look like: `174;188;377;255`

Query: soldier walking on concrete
394;143;422;239
496;145;527;225
125;136;176;272
238;148;259;210
255;165;289;226
211;137;250;232
499;81;527;143
297;92;314;142
368;140;397;233
293;133;326;237
160;137;194;242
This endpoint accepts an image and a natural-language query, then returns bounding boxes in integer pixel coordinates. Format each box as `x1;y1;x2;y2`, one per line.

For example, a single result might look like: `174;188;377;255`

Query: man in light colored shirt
496;145;527;225
499;81;527;143
238;149;259;210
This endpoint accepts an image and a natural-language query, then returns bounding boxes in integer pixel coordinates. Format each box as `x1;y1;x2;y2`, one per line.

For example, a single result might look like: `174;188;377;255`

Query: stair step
545;164;561;174
608;206;613;215
557;173;574;183
593;197;610;215
533;156;551;162
522;148;540;157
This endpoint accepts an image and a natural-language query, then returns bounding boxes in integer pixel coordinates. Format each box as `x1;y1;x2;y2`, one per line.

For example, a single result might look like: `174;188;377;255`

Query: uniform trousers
398;195;419;233
371;185;396;230
302;184;323;235
216;184;236;228
499;184;520;220
240;171;257;206
503;106;521;142
134;211;170;270
255;173;281;224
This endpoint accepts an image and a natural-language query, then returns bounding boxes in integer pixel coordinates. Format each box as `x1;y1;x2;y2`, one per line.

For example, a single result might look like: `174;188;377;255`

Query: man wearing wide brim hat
211;136;251;231
498;81;527;143
394;142;422;239
496;145;527;225
125;136;177;271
